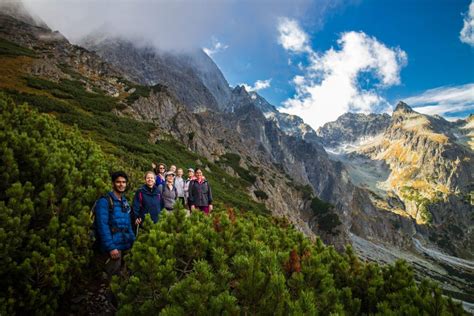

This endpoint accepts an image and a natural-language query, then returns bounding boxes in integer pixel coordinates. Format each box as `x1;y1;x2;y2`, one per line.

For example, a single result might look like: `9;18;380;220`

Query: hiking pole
136;223;140;237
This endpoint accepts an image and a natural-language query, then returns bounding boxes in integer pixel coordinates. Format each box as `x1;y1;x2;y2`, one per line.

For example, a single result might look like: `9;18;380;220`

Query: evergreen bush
113;207;465;315
0;94;110;314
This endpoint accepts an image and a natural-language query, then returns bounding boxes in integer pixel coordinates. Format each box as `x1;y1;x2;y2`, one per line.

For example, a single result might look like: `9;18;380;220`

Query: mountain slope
81;35;231;112
1;5;473;309
80;29;474;261
321;102;473;257
0;10;270;215
317;112;391;148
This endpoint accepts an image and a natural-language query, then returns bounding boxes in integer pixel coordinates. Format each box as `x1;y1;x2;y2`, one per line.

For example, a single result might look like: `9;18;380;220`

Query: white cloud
241;79;272;92
460;0;474;46
279;26;407;128
277;17;311;53
20;0;326;52
403;84;474;117
203;37;229;57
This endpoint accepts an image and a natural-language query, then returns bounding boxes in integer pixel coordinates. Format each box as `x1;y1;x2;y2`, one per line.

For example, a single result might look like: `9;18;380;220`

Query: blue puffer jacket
133;184;163;223
95;192;135;253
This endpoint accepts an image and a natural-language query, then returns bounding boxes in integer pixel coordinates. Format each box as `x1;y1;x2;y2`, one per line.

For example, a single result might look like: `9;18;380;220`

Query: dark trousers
96;250;129;282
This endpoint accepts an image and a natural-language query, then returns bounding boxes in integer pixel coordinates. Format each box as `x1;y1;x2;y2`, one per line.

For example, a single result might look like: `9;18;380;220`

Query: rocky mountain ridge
78;30;473;260
80;34;231;112
321;102;473;254
317;111;391;148
1;4;473;306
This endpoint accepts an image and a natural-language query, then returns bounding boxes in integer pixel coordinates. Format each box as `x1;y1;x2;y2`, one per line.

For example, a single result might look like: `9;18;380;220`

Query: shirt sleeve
132;190;142;219
207;182;213;204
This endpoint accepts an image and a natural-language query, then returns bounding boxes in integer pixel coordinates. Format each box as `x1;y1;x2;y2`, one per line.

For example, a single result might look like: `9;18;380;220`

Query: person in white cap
161;171;178;211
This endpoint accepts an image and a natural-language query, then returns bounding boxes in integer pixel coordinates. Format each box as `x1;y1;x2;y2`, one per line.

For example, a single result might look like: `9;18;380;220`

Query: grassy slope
0;38;267;215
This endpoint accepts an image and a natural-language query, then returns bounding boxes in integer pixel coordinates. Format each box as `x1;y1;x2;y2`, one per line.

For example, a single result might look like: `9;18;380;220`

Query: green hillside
0;37;266;215
0;38;467;315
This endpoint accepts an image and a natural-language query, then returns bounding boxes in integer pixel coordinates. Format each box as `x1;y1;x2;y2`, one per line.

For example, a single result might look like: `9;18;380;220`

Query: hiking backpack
89;194;114;251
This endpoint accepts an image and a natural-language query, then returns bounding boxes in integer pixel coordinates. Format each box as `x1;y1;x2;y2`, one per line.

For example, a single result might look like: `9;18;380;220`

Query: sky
19;0;474;128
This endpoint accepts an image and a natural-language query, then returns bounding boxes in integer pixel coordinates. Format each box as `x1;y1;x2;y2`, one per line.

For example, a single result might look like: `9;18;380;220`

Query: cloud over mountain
404;84;474;119
278;18;407;129
241;79;272;92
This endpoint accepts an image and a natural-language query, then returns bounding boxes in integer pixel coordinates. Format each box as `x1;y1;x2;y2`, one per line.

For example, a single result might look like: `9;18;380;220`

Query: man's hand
191;205;196;211
110;249;121;260
135;218;142;225
209;205;213;212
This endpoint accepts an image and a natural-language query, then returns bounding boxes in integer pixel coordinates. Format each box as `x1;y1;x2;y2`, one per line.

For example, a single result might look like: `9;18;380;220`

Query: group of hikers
93;163;213;291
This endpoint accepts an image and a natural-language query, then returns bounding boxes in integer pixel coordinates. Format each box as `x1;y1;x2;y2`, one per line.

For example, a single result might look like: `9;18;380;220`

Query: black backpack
89;195;114;251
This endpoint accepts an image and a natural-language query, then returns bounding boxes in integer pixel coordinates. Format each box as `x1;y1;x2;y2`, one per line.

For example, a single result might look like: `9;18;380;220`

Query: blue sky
208;0;473;126
24;0;474;128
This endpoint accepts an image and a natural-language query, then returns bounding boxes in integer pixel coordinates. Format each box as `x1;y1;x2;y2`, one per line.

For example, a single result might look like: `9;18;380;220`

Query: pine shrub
0;94;110;314
113;207;466;315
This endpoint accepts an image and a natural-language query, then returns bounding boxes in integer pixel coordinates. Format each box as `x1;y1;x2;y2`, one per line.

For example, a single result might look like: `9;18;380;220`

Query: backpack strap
105;194;114;227
107;194;114;213
139;191;143;209
91;194;114;221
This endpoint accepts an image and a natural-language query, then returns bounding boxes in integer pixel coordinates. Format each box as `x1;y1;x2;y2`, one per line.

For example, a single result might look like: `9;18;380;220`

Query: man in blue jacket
95;171;135;279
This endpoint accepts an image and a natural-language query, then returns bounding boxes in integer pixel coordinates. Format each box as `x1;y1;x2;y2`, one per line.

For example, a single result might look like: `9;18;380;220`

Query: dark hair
111;171;129;182
194;168;202;173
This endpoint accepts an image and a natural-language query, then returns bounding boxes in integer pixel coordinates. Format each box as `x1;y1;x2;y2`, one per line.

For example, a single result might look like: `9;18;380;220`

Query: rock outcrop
317;112;391;148
318;102;473;258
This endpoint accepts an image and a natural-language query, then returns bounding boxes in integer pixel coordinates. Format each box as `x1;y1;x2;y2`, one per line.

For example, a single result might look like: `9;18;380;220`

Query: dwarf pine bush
113;207;466;315
0;94;110;314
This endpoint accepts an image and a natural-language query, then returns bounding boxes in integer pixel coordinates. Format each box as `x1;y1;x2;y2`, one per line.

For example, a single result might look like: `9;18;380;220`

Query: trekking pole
136;223;140;237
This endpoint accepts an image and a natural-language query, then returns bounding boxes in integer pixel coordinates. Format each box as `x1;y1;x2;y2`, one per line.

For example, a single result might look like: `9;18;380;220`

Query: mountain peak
393;101;414;114
0;0;49;29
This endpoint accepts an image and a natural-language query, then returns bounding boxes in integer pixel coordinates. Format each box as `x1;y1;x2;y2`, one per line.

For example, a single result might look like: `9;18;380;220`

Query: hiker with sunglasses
152;162;167;186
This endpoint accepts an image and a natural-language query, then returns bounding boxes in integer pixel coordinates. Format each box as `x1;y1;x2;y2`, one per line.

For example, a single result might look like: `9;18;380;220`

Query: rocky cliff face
80;35;231;112
317;112;391;148
0;12;129;98
319;102;473;258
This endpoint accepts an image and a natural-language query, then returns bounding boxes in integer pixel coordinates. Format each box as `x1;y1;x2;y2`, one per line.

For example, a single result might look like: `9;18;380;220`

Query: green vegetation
0;38;36;58
293;183;314;200
118;77;167;104
254;190;269;200
401;186;435;223
5;75;267;215
310;197;342;235
219;152;257;184
25;76;117;112
113;208;465;315
0;45;466;314
0;94;110;314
